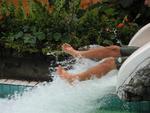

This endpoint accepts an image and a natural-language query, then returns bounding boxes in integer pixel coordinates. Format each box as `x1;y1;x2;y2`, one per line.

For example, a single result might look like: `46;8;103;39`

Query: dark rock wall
0;56;52;82
117;62;150;101
0;47;54;82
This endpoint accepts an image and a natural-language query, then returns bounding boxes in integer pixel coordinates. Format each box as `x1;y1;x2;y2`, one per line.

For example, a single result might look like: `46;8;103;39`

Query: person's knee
107;45;121;57
102;57;117;69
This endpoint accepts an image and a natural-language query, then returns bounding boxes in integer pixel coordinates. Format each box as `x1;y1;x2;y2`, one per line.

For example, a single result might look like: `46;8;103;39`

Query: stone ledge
0;46;69;82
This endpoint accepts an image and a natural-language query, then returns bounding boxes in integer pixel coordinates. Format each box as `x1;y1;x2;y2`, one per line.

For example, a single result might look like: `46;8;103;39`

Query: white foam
0;58;117;113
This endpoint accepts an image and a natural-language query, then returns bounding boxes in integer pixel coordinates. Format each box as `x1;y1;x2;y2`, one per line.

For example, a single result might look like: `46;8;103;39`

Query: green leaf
33;31;46;41
61;33;70;43
14;31;24;39
103;8;115;16
103;40;113;45
53;33;61;41
9;36;15;41
23;25;29;33
23;34;36;45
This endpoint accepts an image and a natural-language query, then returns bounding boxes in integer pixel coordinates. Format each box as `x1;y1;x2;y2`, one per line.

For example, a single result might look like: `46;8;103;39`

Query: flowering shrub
0;0;148;54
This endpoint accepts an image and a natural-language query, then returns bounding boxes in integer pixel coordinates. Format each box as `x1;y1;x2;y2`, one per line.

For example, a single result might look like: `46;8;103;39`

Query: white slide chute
117;23;150;100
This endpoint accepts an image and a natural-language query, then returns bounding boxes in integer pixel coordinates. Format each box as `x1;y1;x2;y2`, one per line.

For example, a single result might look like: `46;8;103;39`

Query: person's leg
57;44;139;82
62;43;139;59
57;57;116;82
62;43;121;59
145;0;150;7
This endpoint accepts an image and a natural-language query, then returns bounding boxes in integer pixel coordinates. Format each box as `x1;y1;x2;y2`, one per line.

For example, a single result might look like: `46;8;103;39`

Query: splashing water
0;58;118;113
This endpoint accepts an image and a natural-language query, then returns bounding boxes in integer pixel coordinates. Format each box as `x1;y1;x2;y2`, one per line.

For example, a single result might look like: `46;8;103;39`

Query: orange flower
80;0;102;9
117;23;124;28
80;0;91;9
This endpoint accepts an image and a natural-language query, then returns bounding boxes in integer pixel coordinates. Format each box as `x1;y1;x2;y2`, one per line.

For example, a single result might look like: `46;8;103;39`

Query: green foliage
1;0;8;17
0;0;144;55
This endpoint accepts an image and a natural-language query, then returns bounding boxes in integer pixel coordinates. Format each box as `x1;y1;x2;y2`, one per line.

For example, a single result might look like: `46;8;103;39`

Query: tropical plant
0;0;145;55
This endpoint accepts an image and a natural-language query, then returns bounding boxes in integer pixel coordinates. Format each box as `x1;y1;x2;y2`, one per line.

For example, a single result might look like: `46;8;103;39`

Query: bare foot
62;43;81;57
56;65;77;82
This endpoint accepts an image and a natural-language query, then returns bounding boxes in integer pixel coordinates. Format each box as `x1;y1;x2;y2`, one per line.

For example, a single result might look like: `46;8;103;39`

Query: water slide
117;23;150;101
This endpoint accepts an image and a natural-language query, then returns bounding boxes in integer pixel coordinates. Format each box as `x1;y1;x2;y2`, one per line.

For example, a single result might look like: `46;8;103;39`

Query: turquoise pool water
0;84;30;98
0;83;149;113
94;95;150;113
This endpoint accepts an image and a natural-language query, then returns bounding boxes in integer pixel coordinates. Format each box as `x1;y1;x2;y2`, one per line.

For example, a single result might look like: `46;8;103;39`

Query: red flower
117;23;124;28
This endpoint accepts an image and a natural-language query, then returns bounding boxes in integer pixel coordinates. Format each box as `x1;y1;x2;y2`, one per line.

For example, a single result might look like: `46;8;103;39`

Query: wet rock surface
0;47;70;82
118;63;150;101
